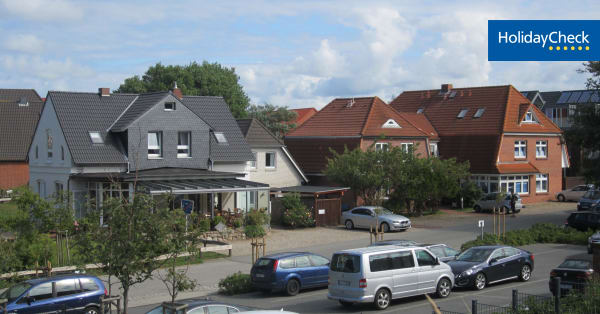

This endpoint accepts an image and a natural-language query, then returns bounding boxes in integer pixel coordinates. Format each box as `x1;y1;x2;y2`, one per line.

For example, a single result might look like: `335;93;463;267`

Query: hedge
218;271;254;295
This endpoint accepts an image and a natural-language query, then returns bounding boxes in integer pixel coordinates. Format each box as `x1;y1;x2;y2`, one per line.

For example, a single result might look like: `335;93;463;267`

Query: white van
327;245;454;310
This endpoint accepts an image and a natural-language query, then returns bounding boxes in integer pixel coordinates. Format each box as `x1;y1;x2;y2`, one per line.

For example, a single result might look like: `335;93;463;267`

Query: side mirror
489;258;498;265
27;296;33;305
371;212;376;217
435;257;440;265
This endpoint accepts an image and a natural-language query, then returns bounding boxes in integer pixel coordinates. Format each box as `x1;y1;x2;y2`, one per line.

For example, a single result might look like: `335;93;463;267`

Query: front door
54;278;83;313
391;250;420;297
486;249;508;283
18;282;55;314
414;249;439;292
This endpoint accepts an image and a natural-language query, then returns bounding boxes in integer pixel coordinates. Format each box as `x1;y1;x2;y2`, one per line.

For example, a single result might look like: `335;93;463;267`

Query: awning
496;162;540;175
138;178;269;195
271;185;350;196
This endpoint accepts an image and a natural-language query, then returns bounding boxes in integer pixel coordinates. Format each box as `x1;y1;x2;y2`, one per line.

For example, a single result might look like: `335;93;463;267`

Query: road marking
461;297;471;314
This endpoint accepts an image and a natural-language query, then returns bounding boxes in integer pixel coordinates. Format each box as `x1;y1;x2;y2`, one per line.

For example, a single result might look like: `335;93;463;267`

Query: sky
0;0;598;109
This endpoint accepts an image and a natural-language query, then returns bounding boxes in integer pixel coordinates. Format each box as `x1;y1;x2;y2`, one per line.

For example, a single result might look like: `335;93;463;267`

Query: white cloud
4;34;44;53
1;55;94;80
0;0;84;21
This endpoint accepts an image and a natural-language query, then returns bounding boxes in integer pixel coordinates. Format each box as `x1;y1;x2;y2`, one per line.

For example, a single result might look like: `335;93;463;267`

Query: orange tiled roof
496;162;540;174
291;108;317;127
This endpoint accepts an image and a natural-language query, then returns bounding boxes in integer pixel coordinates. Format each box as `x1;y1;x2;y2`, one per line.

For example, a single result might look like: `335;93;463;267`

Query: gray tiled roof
183;96;253;162
0;89;44;161
236;118;283;148
110;92;169;131
48;91;137;164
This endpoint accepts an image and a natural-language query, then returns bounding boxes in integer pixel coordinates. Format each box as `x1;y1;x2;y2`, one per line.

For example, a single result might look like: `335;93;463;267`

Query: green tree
247;104;298;138
579;61;600;89
116;61;251;118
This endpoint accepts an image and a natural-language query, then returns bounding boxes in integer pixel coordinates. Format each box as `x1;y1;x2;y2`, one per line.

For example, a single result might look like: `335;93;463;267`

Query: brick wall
498;135;563;203
0;161;29;189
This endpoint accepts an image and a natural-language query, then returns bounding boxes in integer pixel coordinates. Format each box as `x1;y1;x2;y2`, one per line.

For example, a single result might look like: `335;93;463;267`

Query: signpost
478;220;485;240
181;199;194;232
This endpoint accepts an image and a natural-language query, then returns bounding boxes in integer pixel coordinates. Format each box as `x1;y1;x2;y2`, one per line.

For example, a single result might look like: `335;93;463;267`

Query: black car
447;245;534;290
565;211;600;231
549;258;593;296
145;298;254;314
577;190;600;211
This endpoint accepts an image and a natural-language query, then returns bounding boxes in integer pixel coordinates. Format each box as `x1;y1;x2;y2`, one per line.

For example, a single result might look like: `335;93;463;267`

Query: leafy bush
459;181;484;208
245;209;270;226
281;193;315;228
218;272;254;295
461;223;594;251
244;224;265;238
198;219;210;232
212;216;226;228
233;218;243;229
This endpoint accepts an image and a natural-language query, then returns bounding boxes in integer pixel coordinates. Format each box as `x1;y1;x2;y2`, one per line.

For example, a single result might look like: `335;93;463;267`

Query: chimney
98;88;110;97
441;84;453;93
172;81;183;99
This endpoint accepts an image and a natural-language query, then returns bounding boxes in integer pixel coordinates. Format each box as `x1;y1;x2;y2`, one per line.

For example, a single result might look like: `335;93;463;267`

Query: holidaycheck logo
489;20;599;61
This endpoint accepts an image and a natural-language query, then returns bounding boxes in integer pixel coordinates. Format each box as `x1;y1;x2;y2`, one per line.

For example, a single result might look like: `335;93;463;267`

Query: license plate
338;280;351;286
560;284;572;289
256;274;264;278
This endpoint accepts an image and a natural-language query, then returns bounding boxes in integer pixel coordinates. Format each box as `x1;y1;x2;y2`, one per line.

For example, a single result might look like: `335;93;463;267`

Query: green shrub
244;224;265;238
212;216;226;228
245;209;270;226
461;223;594;251
459;181;484;208
281;193;315;228
218;272;254;295
232;218;243;229
198;219;210;232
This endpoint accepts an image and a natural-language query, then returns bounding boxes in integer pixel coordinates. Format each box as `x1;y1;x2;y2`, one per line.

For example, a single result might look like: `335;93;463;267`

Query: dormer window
417;108;424;114
18;97;29;107
473;108;485;118
89;132;103;144
382;119;401;128
457;109;468;119
214;132;227;144
164;102;176;111
523;110;537;123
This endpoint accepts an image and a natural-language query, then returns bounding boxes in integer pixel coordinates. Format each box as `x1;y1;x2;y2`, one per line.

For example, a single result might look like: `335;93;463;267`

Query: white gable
382;119;401;128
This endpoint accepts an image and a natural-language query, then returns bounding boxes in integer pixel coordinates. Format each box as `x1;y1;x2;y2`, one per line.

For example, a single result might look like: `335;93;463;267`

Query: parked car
145;299;254;314
557;185;595;202
447;245;534;290
369;240;418;247
565;211;600;231
549;258;593;296
577;190;600;211
473;193;522;214
250;252;330;296
0;275;106;314
588;231;600;254
342;206;411;232
328;245;454;310
418;244;460;262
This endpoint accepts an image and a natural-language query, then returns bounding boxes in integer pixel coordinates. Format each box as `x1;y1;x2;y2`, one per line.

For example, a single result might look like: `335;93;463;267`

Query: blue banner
181;199;194;215
488;20;599;61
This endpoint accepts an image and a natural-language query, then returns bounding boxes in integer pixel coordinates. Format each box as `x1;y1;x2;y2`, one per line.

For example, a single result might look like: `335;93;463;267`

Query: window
416;250;436;266
35;145;38;159
473;108;485;118
417;108;424;114
429;143;438;157
46;129;53;159
382;119;401;128
490;249;505;261
28;282;53;301
55;279;80;297
55;182;63;195
265;152;276;168
249;152;257;168
536;174;548;193
279;258;294;269
79;278;99;292
89;132;103;144
147;132;162;158
428;246;446;258
310;255;330;267
444;247;459;257
330;254;360;273
214;132;227;144
164;102;176;111
61;146;65;160
369;253;393;272
375;142;388;152
523;110;537;123
177;132;191;158
500;175;529;194
536;140;547;158
514;140;526;158
401;143;414;153
390;251;415;269
457;109;468;119
295;256;312;268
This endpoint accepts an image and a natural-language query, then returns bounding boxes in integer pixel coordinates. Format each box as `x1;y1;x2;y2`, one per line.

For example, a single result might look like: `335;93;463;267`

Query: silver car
342;206;411;232
474;193;522;213
327;245;454;310
588;231;600;254
557;185;595;202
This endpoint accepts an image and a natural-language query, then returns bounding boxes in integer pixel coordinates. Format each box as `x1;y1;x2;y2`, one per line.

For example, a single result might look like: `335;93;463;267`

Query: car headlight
461;269;474;276
393;220;401;223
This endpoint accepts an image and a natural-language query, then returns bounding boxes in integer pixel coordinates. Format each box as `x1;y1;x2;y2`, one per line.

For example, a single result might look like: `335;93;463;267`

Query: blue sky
0;0;598;109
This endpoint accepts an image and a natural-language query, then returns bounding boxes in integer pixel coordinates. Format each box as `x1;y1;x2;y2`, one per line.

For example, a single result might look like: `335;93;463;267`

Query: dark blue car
250;252;330;296
0;275;106;314
447;245;534;290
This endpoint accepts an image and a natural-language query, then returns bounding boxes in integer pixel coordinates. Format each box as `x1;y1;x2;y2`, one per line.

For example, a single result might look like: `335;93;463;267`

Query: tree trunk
122;287;129;314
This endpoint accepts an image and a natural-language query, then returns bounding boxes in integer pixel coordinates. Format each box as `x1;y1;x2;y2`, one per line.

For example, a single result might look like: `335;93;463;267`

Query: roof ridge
360;97;377;136
385;101;433;137
182;95;224;99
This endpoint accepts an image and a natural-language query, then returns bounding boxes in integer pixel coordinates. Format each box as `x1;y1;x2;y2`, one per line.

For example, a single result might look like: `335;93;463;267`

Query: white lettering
567;34;575;43
498;32;508;43
509;34;518;43
582;31;590;43
548;31;558;44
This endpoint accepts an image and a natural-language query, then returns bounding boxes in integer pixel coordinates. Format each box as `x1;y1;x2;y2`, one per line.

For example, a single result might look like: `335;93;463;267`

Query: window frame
214;132;227;144
429;143;438;157
375;142;389;152
415;249;437;266
473;108;485;118
457;109;468;119
514;140;527;158
46;129;53;159
535;140;547;158
249;152;257;168
88;131;104;144
164;102;176;111
536;173;548;193
147;131;163;159
265;151;276;168
401;143;414;153
177;131;192;158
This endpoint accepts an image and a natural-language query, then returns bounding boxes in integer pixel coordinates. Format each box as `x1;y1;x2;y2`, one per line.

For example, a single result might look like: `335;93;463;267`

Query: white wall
245;147;303;188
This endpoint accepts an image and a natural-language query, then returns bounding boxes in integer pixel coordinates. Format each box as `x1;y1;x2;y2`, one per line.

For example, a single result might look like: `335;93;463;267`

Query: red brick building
0;89;44;190
390;84;568;203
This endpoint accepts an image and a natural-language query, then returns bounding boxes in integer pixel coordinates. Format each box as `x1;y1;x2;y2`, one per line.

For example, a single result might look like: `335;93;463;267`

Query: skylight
417;108;424;114
89;132;103;144
473;108;485;118
214;132;227;143
164;102;176;111
382;119;401;128
457;109;468;119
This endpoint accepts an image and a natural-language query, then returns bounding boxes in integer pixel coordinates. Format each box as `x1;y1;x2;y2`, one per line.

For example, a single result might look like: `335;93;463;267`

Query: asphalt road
129;202;583;314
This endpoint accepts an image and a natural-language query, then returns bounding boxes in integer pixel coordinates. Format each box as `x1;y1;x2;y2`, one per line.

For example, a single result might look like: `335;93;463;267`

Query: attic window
18;97;29;107
523;110;538;123
417;108;424;114
164;102;176;111
473;108;485;118
214;132;227;144
457;109;468;119
89;132;103;144
382;119;401;128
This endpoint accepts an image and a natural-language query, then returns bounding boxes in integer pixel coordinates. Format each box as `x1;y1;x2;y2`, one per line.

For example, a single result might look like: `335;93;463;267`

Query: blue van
0;275;106;314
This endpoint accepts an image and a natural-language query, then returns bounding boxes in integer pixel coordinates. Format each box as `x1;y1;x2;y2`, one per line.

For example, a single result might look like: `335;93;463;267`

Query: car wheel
381;222;390;233
474;273;487;290
474;205;481;213
374;288;391;310
436;278;452;298
345;220;354;230
519;264;531;282
84;306;100;314
285;279;300;296
558;194;565;202
339;300;353;307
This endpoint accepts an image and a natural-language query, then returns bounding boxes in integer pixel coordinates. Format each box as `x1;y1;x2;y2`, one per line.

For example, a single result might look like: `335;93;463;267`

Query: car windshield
456;248;494;262
0;282;32;302
558;259;592;270
584;191;600;200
